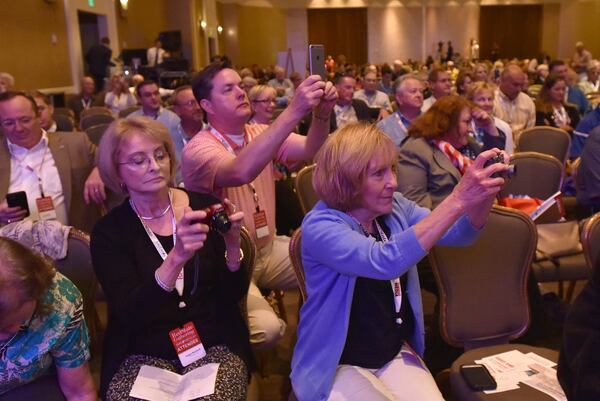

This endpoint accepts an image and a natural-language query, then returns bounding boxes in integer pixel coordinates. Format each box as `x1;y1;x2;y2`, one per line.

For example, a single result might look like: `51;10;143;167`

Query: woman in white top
104;74;137;116
468;81;515;154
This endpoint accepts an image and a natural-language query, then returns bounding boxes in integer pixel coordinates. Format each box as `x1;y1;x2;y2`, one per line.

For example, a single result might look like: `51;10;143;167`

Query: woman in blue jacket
291;123;509;401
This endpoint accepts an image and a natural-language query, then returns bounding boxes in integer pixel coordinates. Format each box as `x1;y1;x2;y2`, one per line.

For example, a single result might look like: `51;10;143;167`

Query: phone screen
6;191;30;218
309;44;326;80
460;364;497;391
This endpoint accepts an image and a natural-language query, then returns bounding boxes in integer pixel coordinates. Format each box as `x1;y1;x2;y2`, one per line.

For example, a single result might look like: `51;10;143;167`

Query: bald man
66;76;104;122
493;64;535;144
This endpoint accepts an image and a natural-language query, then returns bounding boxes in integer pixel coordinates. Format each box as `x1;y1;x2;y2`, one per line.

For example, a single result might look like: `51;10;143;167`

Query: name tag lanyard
11;143;50;197
353;217;403;325
208;126;268;233
129;190;188;308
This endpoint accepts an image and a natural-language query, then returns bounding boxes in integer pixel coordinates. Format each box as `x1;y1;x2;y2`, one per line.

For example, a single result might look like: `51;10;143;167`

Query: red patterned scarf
433;139;473;175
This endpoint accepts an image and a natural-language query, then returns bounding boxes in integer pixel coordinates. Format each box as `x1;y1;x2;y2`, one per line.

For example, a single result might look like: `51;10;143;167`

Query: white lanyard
209;126;261;211
208;126;247;155
130;192;184;298
81;98;92;109
11;142;50;197
353;217;403;324
553;105;569;127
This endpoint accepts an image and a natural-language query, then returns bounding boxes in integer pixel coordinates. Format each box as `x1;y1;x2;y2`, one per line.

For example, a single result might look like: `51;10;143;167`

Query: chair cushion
0;374;66;401
532;253;590;282
450;344;558;401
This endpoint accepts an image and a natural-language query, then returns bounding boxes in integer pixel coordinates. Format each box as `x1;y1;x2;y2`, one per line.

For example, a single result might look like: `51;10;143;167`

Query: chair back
239;227;257;321
53;107;75;119
289;228;307;302
428;205;537;350
581;212;600;270
294;164;319;214
53;114;75;132
498;152;563;200
517;126;571;164
118;105;141;118
85;123;110;146
80;113;114;131
80;106;112;120
53;228;100;344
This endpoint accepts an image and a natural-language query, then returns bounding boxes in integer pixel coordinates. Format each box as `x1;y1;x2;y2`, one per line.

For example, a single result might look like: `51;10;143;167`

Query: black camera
202;204;232;234
483;153;516;179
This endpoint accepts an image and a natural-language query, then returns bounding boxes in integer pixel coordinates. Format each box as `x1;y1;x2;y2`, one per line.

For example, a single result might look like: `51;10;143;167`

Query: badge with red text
36;196;57;221
168;322;206;366
253;210;269;238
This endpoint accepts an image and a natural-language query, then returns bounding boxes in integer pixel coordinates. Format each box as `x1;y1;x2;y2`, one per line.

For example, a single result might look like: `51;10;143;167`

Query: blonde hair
248;85;276;102
466;81;497;101
0;237;55;316
97;117;177;195
313;123;398;211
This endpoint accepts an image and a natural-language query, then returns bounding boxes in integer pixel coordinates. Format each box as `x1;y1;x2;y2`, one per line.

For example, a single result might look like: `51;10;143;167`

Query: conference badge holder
169;322;207;367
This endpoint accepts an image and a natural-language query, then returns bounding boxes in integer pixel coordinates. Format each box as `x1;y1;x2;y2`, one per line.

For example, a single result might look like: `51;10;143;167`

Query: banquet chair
80;113;114;131
79;106;112;120
289;228;307;303
429;205;559;401
118;105;141;118
294;164;318;215
53;114;75;131
85;123;110;146
517;127;571;165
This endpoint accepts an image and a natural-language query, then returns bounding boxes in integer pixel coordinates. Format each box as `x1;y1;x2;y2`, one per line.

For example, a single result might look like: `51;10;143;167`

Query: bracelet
313;114;329;122
154;269;175;292
225;248;244;264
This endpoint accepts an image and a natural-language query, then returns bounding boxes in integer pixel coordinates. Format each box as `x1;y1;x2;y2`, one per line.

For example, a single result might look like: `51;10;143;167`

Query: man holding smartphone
0;91;103;232
182;60;336;348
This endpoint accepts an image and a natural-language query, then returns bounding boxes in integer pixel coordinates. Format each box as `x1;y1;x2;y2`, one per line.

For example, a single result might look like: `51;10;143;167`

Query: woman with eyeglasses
0;237;96;400
91;117;252;401
248;85;277;125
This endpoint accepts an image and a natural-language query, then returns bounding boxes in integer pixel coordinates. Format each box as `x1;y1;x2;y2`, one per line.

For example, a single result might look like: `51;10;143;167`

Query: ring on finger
6;219;11;224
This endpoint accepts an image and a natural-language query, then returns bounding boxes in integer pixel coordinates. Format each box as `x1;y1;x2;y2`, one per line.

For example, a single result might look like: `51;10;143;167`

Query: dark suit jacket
298;99;378;135
0;131;101;233
85;44;112;77
66;94;105;122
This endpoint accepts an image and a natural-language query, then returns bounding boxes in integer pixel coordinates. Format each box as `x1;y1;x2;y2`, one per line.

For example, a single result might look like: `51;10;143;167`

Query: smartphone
460;364;497;391
6;191;30;218
309;44;326;80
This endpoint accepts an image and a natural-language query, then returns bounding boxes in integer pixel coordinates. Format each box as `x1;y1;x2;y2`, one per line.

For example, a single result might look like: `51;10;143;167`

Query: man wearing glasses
171;85;205;185
0;91;102;232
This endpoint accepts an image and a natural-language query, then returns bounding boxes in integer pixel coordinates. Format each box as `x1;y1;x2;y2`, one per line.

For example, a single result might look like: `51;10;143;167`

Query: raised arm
213;76;333;187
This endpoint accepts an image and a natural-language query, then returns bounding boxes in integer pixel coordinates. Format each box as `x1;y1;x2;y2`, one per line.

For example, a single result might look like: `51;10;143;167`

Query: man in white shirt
422;68;452;112
147;39;168;68
579;61;600;95
353;71;392;119
493;64;535;144
0;91;103;232
377;74;423;149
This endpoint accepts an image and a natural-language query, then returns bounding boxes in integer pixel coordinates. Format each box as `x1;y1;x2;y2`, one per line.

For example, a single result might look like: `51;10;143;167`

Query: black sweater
91;191;253;398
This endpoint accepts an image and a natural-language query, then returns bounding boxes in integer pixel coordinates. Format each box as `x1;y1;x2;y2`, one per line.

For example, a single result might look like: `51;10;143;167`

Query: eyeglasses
0;116;36;129
118;148;170;170
252;98;275;104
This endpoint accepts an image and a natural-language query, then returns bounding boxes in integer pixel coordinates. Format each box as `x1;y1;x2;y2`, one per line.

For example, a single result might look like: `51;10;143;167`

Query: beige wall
368;6;423;63
556;0;600;60
116;0;169;50
220;5;287;67
0;1;71;90
541;3;560;59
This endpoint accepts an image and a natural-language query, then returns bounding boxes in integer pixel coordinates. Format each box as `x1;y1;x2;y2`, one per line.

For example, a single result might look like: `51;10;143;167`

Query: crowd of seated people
4;38;600;401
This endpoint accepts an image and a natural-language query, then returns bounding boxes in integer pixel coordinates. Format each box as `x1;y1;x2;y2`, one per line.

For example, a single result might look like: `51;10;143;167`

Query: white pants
328;345;446;401
247;235;297;348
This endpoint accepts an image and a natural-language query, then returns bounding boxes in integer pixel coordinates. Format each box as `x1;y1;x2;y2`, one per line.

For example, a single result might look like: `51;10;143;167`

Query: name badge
36;196;57;221
168;322;206;367
253;210;269;238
